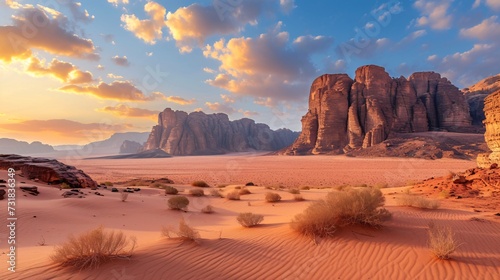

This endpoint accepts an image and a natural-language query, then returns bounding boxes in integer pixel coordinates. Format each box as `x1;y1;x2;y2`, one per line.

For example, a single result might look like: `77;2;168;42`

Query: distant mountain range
0;138;55;154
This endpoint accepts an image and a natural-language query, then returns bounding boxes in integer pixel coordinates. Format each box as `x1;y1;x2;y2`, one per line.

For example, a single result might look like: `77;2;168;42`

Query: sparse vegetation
237;213;264;227
51;227;136;269
103;181;113;187
226;190;241;200
217;184;228;188
397;194;440;209
120;192;129;202
289;189;300;194
291;188;391;238
201;205;214;214
167;196;189;210
374;182;389;189
300;186;310;190
189;188;205;197
428;222;458;259
162;218;200;241
164;186;179;195
239;188;252;195
191;181;210;188
151;182;165;188
60;182;71;189
446;171;456;180
294;194;305;201
210;189;223;197
265;192;281;203
234;186;242;190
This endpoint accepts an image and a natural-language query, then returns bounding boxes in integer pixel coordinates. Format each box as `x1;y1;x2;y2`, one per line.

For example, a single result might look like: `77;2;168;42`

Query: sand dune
1;156;499;279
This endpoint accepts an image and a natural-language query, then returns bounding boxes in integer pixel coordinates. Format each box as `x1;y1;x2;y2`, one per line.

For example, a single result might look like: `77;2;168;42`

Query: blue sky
0;0;499;145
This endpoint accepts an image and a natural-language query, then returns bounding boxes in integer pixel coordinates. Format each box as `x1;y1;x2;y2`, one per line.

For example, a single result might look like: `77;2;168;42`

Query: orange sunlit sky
1;0;499;145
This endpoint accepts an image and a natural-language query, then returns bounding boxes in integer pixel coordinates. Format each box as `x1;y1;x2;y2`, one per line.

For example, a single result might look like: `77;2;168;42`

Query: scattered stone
0;189;5;200
134;188;141;192
245;182;255;186
452;175;468;184
0;179;6;183
495;213;500;216
20;186;39;196
111;188;119;192
62;191;82;198
0;184;6;188
457;196;463;199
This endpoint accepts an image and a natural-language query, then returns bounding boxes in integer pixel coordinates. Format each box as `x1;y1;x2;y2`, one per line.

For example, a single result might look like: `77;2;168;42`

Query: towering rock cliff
463;74;500;126
283;65;472;155
143;108;299;155
477;90;500;168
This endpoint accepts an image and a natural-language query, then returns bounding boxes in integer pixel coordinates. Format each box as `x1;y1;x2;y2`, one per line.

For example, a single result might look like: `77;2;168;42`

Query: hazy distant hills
0;138;55;154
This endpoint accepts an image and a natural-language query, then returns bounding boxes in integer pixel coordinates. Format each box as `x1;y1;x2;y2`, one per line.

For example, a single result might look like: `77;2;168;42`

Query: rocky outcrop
464;74;500;126
143;109;299;155
283;65;472;155
0;154;98;188
120;140;143;154
477;90;500;168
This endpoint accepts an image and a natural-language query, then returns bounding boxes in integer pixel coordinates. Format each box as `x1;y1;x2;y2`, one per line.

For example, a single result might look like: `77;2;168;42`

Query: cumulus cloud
205;102;236;114
108;0;129;6
27;57;93;84
220;94;235;103
0;5;99;62
239;110;259;117
460;16;500;40
111;55;130;66
107;73;124;79
97;104;159;119
121;1;167;44
280;0;297;13
203;25;333;103
166;1;290;53
59;81;163;101
165;96;196;105
485;0;500;10
66;1;94;23
413;0;453;30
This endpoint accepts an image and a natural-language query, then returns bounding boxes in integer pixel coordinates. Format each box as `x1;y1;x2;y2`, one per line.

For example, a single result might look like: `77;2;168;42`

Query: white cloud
460;16;500;40
413;0;453;30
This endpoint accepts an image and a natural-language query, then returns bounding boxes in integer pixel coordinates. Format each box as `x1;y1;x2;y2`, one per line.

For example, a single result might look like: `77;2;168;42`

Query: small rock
495;213;500;216
456;196;463;199
111;188;119;192
490;163;498;169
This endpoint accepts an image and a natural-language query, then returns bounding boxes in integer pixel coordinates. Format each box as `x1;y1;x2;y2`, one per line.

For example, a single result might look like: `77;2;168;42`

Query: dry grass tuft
265;192;281;203
120;191;129;202
201;205;214;214
210;189;223;197
289;189;300;194
167;196;189;210
191;181;210;188
51;227;136;270
291;188;391;238
428;222;458;259
397;194;440;209
225;190;241;200
237;213;264;227
162;218;200;241
164;186;178;195
189;188;205;197
300;186;310;190
294;194;305;201
238;188;252;195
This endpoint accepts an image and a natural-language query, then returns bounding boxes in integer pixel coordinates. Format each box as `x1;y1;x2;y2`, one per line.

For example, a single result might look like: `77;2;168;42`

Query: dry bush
428;222;458;259
333;185;350;191
61;182;71;189
239;188;252;195
120;192;129;202
294;194;305;201
51;227;136;269
164;186;179;195
162;218;200;241
201;205;214;214
103;181;113;187
226;190;240;200
289;189;300;194
237;213;264;227
189;188;205;197
150;182;164;188
374;182;389;189
264;186;273;190
265;192;281;203
167;196;189;210
291;188;391;238
397;194;440;209
210;189;223;197
234;186;242;190
191;181;210;188
217;184;228;188
300;186;310;190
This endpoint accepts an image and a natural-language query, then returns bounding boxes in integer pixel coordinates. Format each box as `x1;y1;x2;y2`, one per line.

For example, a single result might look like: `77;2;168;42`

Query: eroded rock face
120;140;143;154
477;90;500;168
143;109;299;155
464;74;500;126
0;154;98;188
283;65;472;155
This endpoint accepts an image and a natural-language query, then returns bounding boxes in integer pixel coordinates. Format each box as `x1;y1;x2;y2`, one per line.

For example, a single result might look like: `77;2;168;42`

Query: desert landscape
2;1;500;280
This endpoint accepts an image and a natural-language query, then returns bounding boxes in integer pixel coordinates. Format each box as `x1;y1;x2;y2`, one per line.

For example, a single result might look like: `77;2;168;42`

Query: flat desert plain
1;154;499;279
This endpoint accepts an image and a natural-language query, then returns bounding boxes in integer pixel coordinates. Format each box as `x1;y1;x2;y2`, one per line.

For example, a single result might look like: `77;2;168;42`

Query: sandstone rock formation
0;154;98;188
477;90;500;168
143;109;299;155
464;74;500;126
120;140;143;154
283;65;472;155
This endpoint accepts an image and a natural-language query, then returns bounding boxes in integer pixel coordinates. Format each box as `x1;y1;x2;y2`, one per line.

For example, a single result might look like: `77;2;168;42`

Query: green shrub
167;196;189;210
291;188;391;238
237;213;263;227
265;192;281;203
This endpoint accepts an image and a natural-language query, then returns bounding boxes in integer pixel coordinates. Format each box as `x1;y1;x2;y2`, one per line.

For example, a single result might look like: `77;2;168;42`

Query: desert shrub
210;189;223;197
245;182;255;186
264;186;273;190
428;222;458;259
191;181;210;188
237;213;264;227
289;189;300;194
374;182;389;189
103;181;113;187
167;196;189;210
291;188;391;238
300;186;310;190
162;218;200;241
217;184;228;188
239;188;251;195
294;194;305;201
333;185;350;191
265;192;281;203
164;186;179;195
189;188;205;197
51;227;136;269
201;205;214;214
61;182;71;189
120;192;129;202
150;182;165;188
397;194;440;209
226;190;240;200
234;186;242;190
